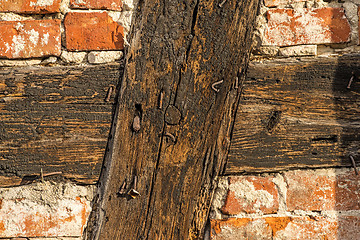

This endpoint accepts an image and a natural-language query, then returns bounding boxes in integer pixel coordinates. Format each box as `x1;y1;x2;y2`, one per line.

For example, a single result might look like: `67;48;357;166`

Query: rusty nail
212;80;224;92
105;86;114;102
127;176;140;198
118;179;127;195
164;132;176;142
350;155;359;175
132;115;141;132
219;0;227;7
158;91;164;110
235;77;239;89
128;189;141;199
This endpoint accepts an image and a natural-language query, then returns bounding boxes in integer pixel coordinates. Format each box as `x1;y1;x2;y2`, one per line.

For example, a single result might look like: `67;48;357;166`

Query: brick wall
252;0;360;58
210;169;360;239
0;0;133;66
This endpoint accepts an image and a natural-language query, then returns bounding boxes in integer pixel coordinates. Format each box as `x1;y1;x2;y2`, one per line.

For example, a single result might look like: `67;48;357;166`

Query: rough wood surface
87;0;260;239
226;55;360;174
0;63;122;185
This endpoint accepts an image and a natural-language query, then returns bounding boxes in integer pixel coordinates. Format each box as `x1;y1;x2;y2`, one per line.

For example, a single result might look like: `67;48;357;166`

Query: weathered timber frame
86;0;260;239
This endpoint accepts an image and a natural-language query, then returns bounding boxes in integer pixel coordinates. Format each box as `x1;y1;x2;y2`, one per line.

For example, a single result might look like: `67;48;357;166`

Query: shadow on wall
334;55;360;239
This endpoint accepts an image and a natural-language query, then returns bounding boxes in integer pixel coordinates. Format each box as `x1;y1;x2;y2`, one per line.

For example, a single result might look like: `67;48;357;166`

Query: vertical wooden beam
87;0;260;239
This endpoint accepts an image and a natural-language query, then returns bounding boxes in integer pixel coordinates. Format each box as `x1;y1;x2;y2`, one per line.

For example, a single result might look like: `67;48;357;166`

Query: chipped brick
64;12;124;51
264;8;351;46
0;20;61;59
221;176;279;215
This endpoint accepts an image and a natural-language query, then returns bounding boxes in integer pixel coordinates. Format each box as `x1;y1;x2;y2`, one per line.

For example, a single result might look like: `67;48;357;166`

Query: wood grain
0;63;122;185
226;55;360;174
86;0;260;239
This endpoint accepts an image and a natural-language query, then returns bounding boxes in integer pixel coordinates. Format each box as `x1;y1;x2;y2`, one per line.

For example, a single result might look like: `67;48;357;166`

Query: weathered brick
335;170;360;210
286;169;360;211
0;0;61;13
285;170;336;211
264;0;304;7
0;196;90;238
221;176;279;215
211;217;337;240
64;12;124;51
70;0;122;10
264;8;351;46
0;20;61;59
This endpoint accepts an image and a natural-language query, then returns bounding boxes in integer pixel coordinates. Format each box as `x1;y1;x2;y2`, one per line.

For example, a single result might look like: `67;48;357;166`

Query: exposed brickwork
221;176;279;215
0;0;61;13
70;0;123;10
0;183;93;238
211;217;338;240
64;12;124;51
0;20;61;58
264;8;351;46
212;169;360;239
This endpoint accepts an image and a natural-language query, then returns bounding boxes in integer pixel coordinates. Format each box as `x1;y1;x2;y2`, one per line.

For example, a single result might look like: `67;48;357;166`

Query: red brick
64;12;124;51
264;8;350;46
264;0;304;7
285;170;336;211
0;196;90;237
0;20;61;59
0;0;61;13
70;0;122;10
221;176;279;215
211;217;337;240
335;170;360;210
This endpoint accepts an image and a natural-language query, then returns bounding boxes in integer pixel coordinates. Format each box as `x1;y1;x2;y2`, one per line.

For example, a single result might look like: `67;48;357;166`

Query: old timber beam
87;0;260;239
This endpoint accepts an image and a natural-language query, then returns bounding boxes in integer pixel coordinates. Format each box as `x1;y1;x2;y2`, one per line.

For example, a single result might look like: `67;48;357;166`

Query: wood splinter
350;155;359;175
347;73;355;89
211;79;224;92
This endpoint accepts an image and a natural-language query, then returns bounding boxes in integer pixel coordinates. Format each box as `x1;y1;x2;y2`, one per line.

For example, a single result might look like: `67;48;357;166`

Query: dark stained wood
0;63;122;185
86;0;260;239
226;55;360;174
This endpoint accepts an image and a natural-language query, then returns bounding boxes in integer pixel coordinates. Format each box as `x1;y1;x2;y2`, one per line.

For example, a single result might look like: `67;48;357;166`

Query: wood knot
165;105;182;125
266;110;281;133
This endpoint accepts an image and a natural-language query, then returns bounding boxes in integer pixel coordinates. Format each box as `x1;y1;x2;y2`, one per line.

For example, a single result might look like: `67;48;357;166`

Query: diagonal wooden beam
86;0;260;239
